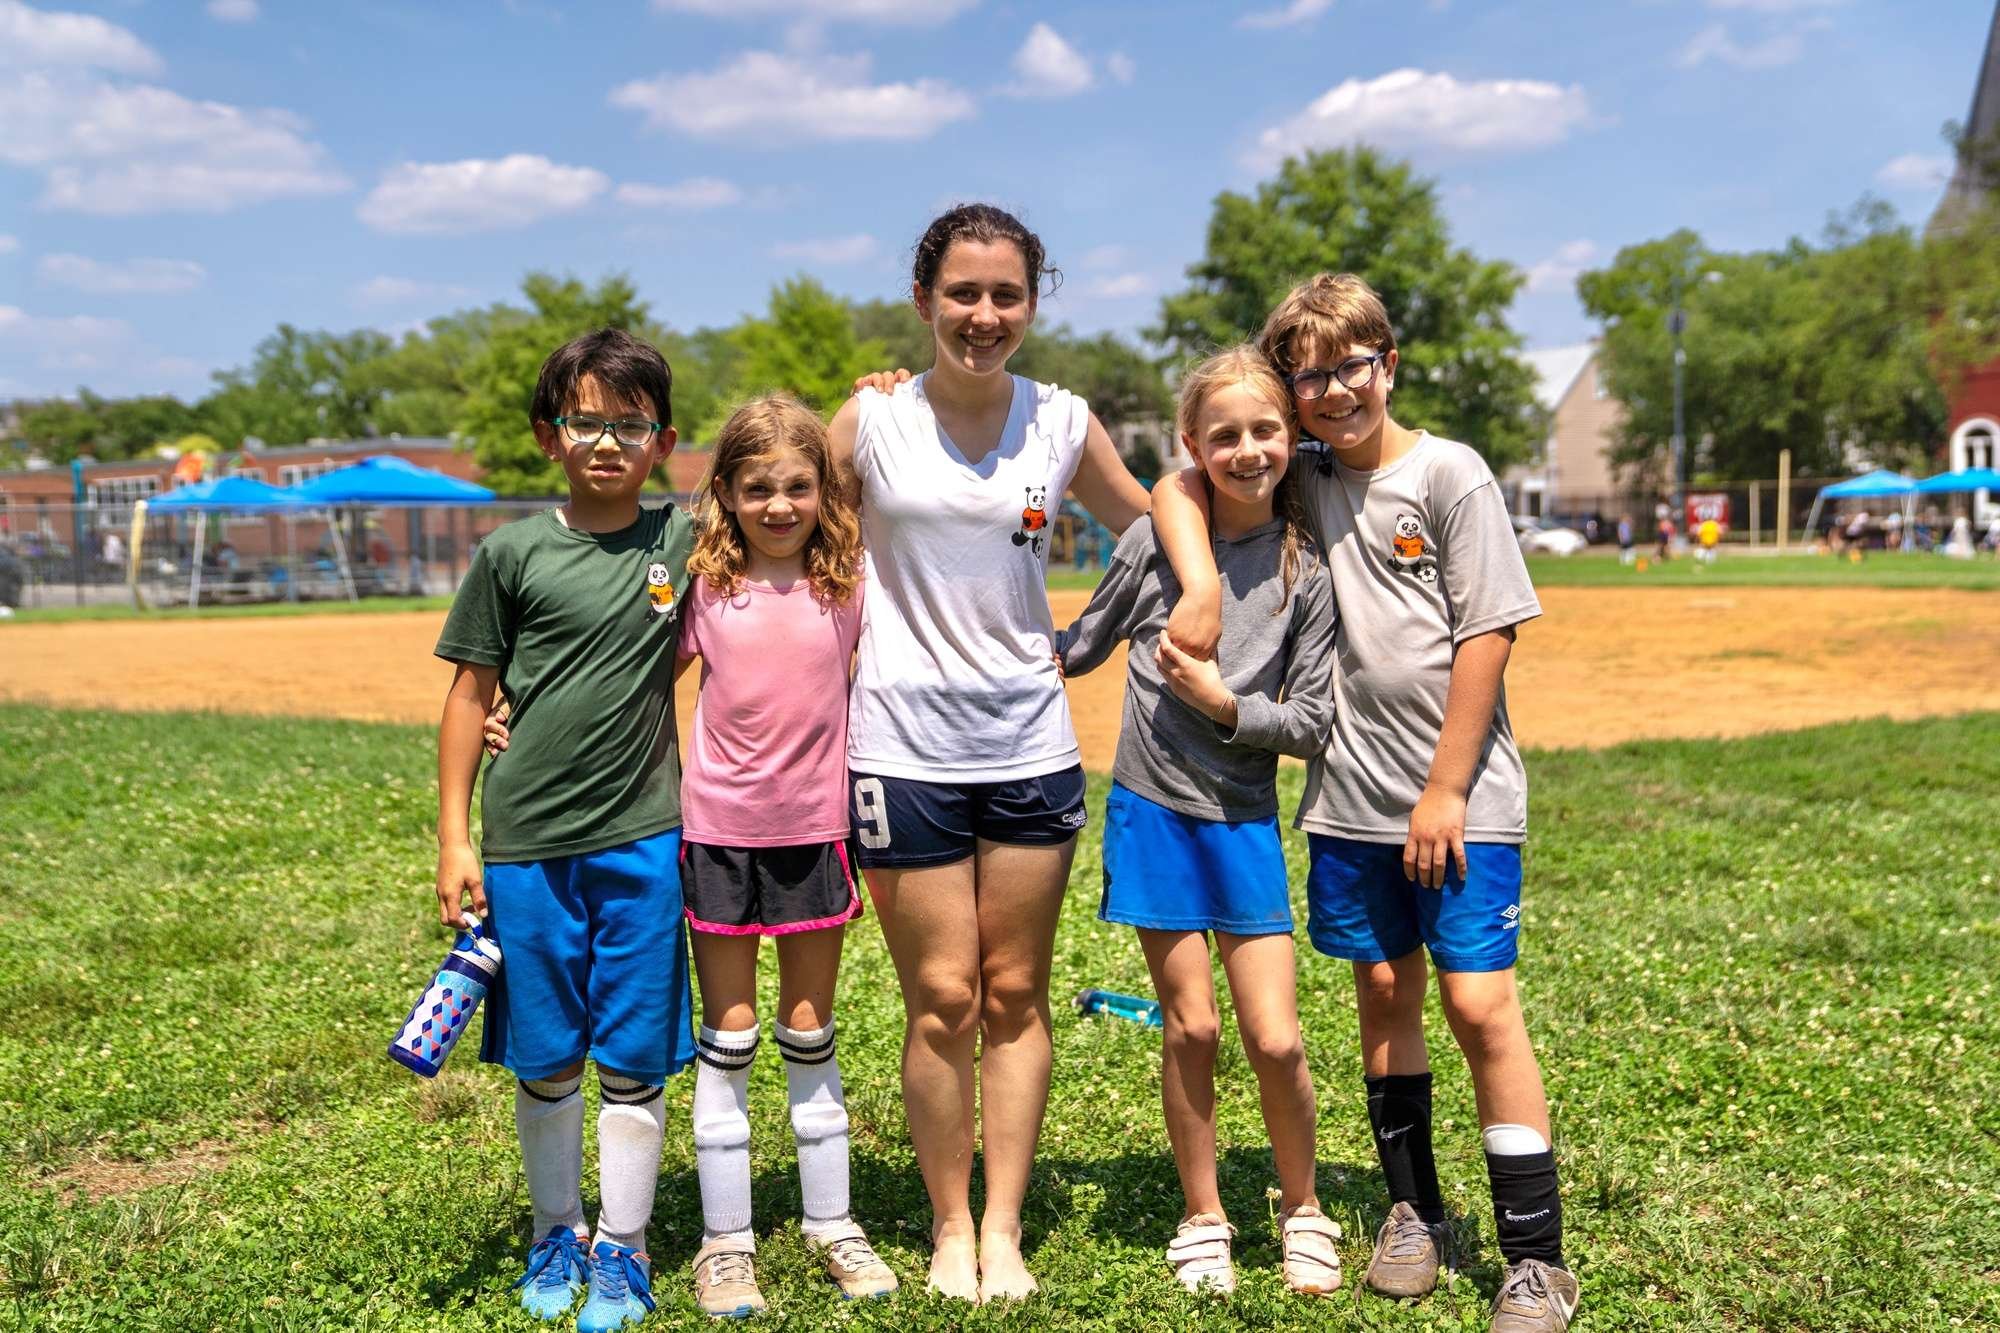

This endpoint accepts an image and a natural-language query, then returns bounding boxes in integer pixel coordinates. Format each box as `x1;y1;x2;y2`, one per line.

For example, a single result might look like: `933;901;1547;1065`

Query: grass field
3;705;1997;1331
1521;551;2000;590
5;595;459;625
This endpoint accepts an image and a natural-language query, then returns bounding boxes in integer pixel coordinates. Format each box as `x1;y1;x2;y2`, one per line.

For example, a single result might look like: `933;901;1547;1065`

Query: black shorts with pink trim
680;839;863;936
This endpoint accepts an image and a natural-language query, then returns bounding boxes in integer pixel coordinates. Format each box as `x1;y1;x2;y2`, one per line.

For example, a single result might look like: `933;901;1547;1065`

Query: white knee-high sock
692;1025;759;1242
515;1073;587;1240
594;1069;665;1253
776;1019;850;1238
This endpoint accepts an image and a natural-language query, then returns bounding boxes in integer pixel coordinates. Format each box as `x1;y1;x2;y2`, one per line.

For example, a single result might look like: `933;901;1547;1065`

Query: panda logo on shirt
645;562;675;619
1012;485;1048;555
1389;511;1439;585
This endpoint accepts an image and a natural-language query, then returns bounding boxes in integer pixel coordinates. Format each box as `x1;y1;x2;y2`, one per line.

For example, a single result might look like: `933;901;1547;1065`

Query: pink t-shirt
678;573;863;847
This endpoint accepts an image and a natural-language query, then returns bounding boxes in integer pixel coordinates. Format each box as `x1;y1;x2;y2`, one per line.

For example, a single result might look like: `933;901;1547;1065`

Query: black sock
1486;1148;1564;1268
1365;1072;1446;1225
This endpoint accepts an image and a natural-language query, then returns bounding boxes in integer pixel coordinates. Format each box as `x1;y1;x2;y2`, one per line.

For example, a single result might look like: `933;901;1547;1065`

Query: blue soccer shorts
1304;833;1524;973
479;826;696;1083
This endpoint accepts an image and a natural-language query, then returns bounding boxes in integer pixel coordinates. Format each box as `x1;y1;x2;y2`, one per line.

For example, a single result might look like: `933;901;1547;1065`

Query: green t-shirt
434;505;693;862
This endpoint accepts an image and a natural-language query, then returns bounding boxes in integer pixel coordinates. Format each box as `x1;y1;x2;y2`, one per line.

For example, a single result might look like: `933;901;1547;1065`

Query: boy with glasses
1156;274;1578;1332
434;328;696;1331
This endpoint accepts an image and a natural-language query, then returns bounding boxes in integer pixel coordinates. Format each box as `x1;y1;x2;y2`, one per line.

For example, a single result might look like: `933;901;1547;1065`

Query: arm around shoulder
1152;466;1222;660
829;396;862;510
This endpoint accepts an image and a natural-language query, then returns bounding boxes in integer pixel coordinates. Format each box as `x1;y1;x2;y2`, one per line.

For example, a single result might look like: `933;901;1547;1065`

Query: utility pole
1668;276;1687;547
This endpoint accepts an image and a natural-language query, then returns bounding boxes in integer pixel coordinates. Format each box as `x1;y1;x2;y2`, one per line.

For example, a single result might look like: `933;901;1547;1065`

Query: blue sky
0;0;1990;403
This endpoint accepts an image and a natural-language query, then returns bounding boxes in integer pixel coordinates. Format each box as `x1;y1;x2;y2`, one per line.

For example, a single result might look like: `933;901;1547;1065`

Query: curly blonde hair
1177;345;1314;613
688;393;863;606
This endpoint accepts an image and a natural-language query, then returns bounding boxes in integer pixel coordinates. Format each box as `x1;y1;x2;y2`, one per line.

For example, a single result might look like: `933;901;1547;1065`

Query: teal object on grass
1075;987;1163;1028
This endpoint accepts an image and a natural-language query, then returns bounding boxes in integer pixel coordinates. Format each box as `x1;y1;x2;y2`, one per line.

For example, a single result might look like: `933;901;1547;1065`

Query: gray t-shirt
1055;515;1335;822
1294;433;1541;843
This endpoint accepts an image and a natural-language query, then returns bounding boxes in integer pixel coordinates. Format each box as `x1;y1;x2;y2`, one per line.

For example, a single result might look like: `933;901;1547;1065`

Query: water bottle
1074;987;1163;1028
389;913;502;1078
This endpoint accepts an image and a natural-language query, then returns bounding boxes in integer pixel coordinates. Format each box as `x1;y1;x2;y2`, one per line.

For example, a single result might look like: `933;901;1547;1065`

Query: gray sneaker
1490;1258;1579;1333
1364;1201;1445;1298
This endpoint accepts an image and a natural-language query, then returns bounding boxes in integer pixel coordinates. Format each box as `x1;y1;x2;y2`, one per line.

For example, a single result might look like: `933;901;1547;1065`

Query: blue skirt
1099;783;1294;936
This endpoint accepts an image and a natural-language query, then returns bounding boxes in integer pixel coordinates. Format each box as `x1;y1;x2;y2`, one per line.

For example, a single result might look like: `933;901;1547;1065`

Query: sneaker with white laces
1365;1200;1448;1298
1166;1213;1237;1294
512;1225;589;1321
1277;1204;1343;1296
577;1241;655;1332
807;1221;899;1300
1490;1258;1580;1333
692;1237;767;1319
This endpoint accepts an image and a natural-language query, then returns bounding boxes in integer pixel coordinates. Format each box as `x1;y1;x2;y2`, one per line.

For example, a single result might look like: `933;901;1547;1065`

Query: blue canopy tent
141;477;352;607
295;456;495;595
1914;466;2000;494
1801;470;1918;550
292;454;495;506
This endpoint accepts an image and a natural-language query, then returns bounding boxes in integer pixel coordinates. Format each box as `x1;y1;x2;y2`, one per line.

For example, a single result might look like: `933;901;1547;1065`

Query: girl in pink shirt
674;395;892;1313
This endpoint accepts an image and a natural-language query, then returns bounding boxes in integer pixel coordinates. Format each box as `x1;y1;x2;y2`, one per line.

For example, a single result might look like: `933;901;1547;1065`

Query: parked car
1512;514;1589;556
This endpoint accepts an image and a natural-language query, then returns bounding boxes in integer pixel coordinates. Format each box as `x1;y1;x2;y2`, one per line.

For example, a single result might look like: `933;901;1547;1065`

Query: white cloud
0;72;348;213
1524;239;1600;295
0;305;132;351
1250;68;1592;166
1876;153;1951;192
1005;23;1093;99
1105;51;1136;85
613;176;743;210
611;51;974;143
650;0;974;22
1082;273;1152;300
0;0;161;75
37;253;206;294
206;0;259;21
353;276;478;308
1677;23;1805;69
0;235;17;254
1240;0;1334;30
357;155;609;235
773;233;877;264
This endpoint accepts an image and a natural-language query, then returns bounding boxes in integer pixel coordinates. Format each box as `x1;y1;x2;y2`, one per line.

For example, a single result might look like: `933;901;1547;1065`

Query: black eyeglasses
1286;351;1390;400
552;415;663;448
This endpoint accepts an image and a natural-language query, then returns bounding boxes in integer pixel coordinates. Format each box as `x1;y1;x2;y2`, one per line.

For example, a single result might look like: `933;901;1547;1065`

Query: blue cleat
512;1225;589;1321
578;1241;656;1332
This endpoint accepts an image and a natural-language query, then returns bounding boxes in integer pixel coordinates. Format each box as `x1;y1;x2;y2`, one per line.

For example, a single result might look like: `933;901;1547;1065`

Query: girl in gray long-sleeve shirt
1052;347;1341;1300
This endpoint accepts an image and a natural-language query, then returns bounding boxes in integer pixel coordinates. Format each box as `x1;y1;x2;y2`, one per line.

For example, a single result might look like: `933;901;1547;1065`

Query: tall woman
828;205;1188;1302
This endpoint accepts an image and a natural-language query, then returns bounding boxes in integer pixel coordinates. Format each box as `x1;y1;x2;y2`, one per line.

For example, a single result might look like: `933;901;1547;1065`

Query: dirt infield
4;587;1996;763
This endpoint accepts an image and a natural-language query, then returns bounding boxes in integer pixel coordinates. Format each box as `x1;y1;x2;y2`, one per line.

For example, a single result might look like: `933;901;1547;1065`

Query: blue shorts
1304;834;1523;973
849;766;1088;870
1101;783;1292;935
480;827;697;1083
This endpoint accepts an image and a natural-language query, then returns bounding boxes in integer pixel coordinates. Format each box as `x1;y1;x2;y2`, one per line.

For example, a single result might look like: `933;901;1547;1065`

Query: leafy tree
1013;325;1171;429
1579;211;1948;480
721;276;886;432
1153;146;1542;466
198;325;396;446
848;297;936;378
20;391;198;463
458;273;665;496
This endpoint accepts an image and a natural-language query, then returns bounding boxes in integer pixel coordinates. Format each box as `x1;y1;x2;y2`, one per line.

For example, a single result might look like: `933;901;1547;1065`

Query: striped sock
594;1068;664;1253
776;1020;850;1238
516;1072;587;1241
693;1025;759;1242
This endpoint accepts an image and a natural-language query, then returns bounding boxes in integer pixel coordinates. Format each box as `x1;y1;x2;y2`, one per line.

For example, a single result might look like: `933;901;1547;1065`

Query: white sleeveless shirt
848;373;1090;782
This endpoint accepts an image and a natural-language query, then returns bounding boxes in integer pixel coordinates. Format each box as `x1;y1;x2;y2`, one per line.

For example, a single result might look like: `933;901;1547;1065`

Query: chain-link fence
1510;475;1954;547
0;493;1127;611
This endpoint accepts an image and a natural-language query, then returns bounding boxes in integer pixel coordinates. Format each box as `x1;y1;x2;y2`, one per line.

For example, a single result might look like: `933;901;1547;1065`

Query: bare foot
927;1219;979;1301
977;1223;1038;1304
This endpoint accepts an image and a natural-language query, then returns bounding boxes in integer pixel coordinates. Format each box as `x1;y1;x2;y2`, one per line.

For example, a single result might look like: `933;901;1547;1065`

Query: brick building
1935;1;2000;519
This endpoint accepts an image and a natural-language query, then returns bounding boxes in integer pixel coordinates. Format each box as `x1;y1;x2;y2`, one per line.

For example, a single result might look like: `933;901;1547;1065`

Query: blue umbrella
1819;469;1917;499
1914;467;2000;494
294;455;494;507
148;476;308;511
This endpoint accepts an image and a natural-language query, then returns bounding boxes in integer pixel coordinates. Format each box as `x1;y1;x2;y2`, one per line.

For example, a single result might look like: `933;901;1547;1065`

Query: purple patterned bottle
388;914;502;1078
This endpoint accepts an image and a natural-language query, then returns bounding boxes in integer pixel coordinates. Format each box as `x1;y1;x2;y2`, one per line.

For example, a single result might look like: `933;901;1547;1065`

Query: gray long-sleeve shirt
1054;515;1336;822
